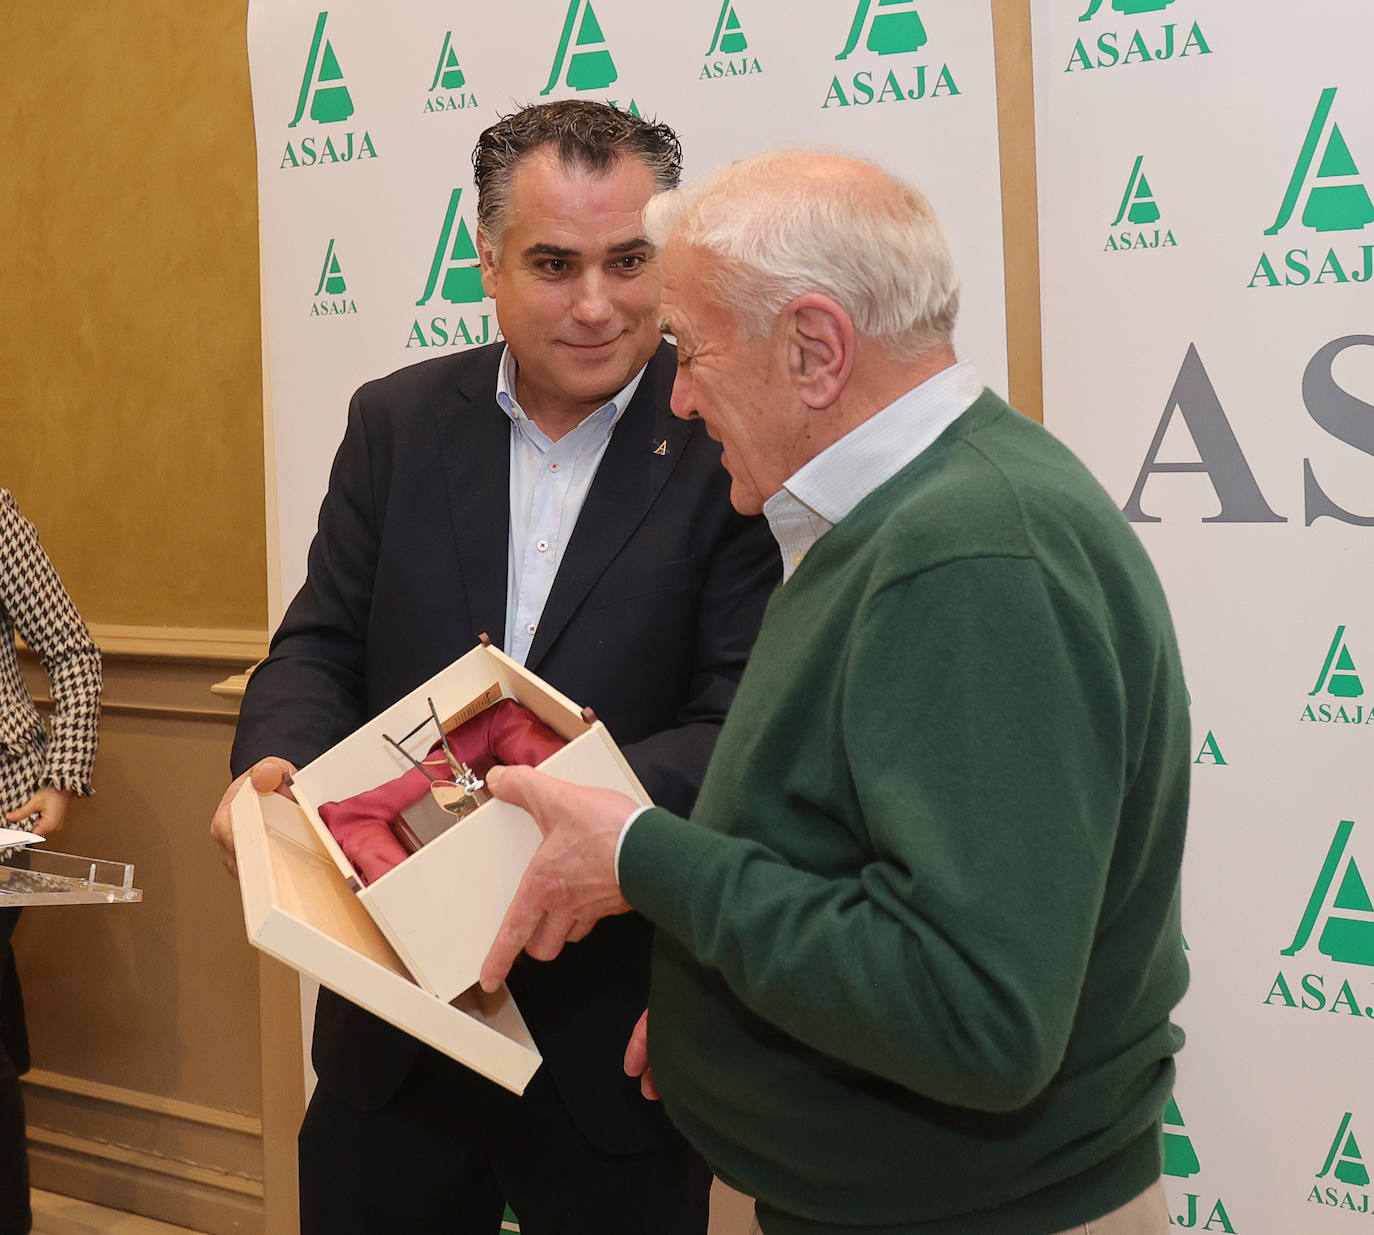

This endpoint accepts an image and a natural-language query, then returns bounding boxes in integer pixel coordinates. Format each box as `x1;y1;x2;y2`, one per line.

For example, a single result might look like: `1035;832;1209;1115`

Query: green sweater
620;392;1189;1234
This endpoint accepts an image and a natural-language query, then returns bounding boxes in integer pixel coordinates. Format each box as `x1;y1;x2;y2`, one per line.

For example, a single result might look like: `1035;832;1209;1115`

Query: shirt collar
763;361;983;581
495;344;646;433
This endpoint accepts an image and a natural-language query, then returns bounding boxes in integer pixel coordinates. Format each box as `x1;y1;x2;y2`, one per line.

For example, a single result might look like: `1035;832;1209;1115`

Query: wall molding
19;626;261;721
23;1068;262;1137
23;1068;265;1233
27;1127;264;1199
87;624;269;666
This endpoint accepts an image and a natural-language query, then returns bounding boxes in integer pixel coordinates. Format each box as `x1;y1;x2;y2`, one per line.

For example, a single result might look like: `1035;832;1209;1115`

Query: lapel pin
652;440;668;456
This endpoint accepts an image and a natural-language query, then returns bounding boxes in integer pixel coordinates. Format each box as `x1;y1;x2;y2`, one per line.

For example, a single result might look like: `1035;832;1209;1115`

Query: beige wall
0;0;267;631
3;3;1042;1233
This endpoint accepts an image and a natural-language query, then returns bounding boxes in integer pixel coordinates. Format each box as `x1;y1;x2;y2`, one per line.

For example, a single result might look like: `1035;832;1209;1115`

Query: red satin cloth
318;699;566;885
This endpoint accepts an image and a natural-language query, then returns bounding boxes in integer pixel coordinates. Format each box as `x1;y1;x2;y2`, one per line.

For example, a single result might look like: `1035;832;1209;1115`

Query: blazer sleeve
0;491;102;795
616;504;779;817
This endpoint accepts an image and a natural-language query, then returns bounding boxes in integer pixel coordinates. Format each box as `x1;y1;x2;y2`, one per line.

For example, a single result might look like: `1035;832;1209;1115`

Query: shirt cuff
615;805;654;885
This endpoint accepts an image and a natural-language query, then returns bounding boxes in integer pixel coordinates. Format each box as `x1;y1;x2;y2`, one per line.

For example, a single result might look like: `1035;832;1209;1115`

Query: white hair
644;150;960;358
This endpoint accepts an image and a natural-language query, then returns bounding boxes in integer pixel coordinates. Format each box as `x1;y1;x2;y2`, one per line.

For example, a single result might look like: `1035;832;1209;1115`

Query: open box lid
231;778;541;1095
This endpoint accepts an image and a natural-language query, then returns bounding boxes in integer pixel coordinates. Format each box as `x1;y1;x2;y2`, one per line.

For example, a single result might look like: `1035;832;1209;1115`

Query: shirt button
536;539;549;553
526;622;537;635
549;462;560;473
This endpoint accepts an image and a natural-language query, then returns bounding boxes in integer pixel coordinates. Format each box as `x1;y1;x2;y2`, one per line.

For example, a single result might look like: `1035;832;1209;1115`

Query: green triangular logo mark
417;189;485;307
315;240;346;296
1266;89;1374;236
430;33;466;91
1162;1096;1201;1179
289;13;355;126
1283;821;1374;968
1304;124;1374;232
836;0;928;60
1320;1114;1372;1187
1113;156;1162;227
1309;627;1363;699
708;1;749;55
541;0;618;93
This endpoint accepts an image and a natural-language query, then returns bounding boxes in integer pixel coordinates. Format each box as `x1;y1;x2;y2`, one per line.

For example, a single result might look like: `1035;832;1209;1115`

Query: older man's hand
479;765;637;992
209;758;298;879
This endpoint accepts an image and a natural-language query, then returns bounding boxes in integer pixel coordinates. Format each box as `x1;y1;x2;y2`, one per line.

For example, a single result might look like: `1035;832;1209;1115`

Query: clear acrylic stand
0;848;143;905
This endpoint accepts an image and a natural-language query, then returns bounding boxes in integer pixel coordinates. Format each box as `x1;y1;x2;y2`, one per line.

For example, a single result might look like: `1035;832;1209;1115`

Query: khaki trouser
748;1178;1169;1235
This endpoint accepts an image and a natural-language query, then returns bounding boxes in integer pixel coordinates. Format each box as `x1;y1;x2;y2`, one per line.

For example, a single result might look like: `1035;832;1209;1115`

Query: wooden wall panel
16;640;270;1233
994;0;1044;423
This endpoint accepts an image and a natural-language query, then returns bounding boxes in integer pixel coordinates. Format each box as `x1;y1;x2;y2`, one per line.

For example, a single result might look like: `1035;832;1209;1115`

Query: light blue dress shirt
763;361;984;582
496;345;646;665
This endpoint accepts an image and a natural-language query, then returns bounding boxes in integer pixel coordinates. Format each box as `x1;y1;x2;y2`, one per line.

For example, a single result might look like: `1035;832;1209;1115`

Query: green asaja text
824;63;958;108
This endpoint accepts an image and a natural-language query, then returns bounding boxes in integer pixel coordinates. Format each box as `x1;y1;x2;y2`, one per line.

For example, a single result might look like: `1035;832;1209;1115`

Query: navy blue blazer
231;340;779;1153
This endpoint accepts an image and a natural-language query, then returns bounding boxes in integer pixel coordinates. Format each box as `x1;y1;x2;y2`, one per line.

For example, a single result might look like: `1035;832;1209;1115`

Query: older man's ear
787;296;855;410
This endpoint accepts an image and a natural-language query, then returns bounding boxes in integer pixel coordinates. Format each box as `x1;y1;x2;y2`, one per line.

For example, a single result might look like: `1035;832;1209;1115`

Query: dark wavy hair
472;100;682;257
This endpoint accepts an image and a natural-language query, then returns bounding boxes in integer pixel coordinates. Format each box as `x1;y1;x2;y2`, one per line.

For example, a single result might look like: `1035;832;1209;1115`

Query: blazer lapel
527;342;687;671
436;350;511;649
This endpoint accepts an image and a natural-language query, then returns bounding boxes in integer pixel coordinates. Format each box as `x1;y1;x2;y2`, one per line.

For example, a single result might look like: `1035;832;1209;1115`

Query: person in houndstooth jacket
1;487;102;1235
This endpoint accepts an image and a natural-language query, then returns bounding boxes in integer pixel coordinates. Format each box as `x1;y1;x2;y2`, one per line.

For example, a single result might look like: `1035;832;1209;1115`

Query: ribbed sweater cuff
619;806;704;937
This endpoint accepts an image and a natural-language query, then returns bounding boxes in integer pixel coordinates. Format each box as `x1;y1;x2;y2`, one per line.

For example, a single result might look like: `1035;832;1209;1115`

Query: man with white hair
480;151;1190;1235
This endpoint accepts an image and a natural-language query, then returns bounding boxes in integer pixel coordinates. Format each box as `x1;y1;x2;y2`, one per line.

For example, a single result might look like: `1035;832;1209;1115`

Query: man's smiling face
480;148;662;434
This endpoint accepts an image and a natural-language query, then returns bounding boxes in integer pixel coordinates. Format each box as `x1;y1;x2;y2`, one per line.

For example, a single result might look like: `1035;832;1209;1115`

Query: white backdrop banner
248;0;1008;619
1034;1;1374;1231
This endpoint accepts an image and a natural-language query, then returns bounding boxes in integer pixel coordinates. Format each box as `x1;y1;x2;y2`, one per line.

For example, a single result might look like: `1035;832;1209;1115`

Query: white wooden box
230;642;650;1094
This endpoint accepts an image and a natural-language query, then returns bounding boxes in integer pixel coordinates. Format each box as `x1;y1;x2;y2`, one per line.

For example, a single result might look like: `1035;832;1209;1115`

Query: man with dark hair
210;101;779;1235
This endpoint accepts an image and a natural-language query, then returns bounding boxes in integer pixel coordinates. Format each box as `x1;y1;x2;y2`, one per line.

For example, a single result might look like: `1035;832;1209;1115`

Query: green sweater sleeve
621;556;1134;1112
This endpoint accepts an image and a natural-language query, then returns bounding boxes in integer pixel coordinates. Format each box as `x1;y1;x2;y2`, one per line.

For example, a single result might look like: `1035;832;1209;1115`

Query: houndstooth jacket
1;488;102;829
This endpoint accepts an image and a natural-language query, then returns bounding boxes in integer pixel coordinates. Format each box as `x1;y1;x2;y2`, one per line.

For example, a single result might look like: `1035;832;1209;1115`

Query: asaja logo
1066;0;1210;73
1105;156;1178;252
536;2;642;122
1267;819;1374;1021
836;0;927;58
1250;88;1374;289
701;0;762;81
1300;626;1374;724
289;11;352;125
1310;1112;1373;1212
824;1;960;111
407;188;499;351
1160;1096;1238;1231
1283;821;1374;968
541;0;617;94
280;12;377;170
425;32;479;112
310;239;356;317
